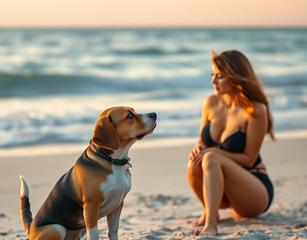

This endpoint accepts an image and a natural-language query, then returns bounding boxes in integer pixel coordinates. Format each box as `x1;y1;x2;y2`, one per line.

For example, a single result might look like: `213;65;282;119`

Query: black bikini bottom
251;172;274;212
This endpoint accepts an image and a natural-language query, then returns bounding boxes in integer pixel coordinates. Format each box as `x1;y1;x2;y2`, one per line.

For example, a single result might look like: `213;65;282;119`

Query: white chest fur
98;165;131;217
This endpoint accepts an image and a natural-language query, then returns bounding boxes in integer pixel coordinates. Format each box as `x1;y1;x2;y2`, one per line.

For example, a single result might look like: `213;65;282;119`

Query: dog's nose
148;112;157;121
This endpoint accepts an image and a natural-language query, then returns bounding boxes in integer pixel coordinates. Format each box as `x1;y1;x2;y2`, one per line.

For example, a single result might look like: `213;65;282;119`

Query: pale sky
0;0;307;28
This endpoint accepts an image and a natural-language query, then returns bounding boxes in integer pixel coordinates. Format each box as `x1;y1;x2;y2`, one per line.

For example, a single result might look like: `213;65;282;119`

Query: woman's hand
189;145;225;165
189;144;206;165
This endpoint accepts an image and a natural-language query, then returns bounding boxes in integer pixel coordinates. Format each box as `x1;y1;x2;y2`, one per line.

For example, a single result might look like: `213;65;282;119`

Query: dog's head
92;106;157;151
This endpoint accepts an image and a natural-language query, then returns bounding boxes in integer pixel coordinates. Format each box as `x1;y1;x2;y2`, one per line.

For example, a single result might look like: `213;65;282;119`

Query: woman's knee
201;151;221;171
187;160;203;186
187;159;202;176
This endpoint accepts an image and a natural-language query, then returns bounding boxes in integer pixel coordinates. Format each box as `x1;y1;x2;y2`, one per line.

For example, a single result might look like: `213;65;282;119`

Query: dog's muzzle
136;112;157;139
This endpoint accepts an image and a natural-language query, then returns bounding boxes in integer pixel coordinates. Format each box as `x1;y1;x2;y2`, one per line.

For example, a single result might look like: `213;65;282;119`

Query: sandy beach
0;134;306;240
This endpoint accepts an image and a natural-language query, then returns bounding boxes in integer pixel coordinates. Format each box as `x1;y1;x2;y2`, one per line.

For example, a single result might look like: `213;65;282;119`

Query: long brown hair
212;50;274;139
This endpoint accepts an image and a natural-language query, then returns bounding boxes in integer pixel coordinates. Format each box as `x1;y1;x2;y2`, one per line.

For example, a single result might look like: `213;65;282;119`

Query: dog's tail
19;175;33;234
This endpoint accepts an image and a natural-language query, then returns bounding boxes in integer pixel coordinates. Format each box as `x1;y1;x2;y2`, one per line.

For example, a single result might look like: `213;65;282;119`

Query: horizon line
0;24;307;30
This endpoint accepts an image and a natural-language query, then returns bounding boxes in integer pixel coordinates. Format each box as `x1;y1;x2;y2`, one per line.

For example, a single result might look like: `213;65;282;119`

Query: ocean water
0;28;307;148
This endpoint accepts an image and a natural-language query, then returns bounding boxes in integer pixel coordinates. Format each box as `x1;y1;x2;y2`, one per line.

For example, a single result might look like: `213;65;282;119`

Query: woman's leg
187;159;204;204
187;159;206;225
187;159;228;226
199;152;224;235
197;151;269;236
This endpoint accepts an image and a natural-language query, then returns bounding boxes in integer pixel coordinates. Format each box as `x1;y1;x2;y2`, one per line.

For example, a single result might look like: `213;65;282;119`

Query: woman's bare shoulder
252;102;267;119
203;94;220;108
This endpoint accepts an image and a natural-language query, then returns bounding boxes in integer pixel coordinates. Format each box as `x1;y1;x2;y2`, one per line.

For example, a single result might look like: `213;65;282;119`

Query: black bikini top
201;121;261;169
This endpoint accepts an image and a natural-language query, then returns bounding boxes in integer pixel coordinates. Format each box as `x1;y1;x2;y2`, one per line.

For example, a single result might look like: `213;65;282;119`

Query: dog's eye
127;112;135;120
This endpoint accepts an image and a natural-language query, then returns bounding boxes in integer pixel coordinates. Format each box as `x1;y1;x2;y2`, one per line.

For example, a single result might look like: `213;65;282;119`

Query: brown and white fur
19;106;157;240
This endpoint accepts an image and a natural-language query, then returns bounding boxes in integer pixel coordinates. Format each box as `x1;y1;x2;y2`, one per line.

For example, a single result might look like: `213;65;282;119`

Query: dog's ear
100;107;114;117
92;116;120;151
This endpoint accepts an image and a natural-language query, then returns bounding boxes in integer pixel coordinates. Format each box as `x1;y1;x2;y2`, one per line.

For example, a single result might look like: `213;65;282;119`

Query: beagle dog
19;106;157;240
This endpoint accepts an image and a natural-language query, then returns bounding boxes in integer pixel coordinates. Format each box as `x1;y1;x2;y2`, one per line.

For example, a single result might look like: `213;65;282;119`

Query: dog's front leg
83;200;99;240
107;202;123;240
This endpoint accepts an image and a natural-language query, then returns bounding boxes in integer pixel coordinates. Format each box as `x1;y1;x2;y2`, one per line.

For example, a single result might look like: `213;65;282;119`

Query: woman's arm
195;97;211;147
188;102;206;162
203;103;268;168
189;95;219;163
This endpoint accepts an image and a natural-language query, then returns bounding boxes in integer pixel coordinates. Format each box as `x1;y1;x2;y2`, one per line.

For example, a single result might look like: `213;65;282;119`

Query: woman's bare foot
191;211;220;228
191;211;206;227
191;212;220;227
200;223;218;236
194;223;218;236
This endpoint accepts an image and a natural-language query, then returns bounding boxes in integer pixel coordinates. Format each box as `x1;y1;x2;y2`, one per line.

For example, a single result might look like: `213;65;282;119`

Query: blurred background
0;1;307;148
